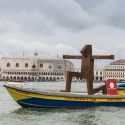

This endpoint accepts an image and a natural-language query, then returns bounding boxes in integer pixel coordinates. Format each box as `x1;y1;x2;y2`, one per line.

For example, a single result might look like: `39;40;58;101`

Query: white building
94;67;103;82
1;57;74;81
73;67;104;82
104;59;125;81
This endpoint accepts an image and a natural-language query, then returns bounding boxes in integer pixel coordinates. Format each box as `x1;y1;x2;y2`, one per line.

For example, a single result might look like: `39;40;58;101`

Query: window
16;63;19;67
49;65;52;69
7;63;10;67
25;63;28;68
32;65;36;68
58;66;61;69
40;63;43;68
96;77;98;81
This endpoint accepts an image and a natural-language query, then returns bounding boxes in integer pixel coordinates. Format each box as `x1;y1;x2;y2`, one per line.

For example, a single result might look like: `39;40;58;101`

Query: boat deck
4;84;125;99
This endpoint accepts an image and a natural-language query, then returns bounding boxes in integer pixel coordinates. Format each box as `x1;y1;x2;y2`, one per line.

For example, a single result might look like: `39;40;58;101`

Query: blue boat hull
17;97;125;108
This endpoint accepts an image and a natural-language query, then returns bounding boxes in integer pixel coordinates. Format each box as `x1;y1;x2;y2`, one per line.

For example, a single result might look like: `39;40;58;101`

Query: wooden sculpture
63;45;114;95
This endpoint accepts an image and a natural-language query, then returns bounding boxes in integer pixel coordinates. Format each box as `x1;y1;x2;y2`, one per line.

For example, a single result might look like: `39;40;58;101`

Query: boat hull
4;85;125;108
17;97;125;108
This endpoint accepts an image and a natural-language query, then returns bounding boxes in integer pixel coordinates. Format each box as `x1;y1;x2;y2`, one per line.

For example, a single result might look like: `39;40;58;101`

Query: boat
4;44;125;108
3;81;125;108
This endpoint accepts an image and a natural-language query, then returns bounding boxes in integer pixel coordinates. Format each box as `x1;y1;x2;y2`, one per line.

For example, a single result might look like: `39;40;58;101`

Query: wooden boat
3;83;125;108
4;45;125;108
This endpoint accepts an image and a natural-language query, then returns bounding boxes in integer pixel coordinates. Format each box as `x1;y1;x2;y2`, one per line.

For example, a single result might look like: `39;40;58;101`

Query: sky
0;0;125;67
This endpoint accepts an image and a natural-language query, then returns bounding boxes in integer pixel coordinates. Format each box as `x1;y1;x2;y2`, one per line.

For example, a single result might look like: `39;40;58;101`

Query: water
0;81;125;125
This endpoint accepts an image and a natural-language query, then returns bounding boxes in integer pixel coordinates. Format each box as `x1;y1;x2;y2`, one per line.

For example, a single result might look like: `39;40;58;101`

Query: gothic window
25;63;28;68
7;63;10;67
16;63;19;67
40;63;43;68
58;66;61;69
49;65;52;69
32;65;36;68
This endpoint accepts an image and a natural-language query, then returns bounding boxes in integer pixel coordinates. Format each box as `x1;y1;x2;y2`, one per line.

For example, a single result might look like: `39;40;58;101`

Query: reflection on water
1;81;125;125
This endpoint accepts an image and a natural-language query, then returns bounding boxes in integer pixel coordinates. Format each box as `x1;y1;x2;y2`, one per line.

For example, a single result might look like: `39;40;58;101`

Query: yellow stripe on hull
5;86;125;103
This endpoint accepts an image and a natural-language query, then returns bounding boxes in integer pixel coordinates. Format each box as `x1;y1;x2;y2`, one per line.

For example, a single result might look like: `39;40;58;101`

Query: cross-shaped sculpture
63;45;114;95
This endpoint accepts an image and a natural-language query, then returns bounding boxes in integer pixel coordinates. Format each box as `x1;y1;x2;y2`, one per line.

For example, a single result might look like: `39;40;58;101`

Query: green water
0;82;125;125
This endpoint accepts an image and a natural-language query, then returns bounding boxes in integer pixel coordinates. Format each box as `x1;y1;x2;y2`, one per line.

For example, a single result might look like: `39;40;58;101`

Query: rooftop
110;59;125;65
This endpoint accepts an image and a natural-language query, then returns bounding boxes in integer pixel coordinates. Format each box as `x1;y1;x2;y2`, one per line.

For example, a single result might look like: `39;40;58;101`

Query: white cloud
0;39;79;59
0;0;125;68
38;0;93;31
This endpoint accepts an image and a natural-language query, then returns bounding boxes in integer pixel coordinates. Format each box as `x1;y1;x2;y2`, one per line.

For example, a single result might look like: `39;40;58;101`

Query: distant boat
118;80;125;83
8;80;24;83
3;82;125;108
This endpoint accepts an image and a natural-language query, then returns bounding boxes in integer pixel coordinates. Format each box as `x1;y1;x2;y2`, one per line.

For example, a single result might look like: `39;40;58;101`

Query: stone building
104;59;125;81
1;57;74;81
94;67;103;82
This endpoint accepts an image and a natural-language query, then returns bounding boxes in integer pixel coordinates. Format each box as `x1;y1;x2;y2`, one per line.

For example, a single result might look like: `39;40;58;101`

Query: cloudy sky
0;0;125;66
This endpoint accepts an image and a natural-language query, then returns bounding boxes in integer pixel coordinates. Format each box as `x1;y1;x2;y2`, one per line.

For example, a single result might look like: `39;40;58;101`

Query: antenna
34;49;38;57
22;50;24;56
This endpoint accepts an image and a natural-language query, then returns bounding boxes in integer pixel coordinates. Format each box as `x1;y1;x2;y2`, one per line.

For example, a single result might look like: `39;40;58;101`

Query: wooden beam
63;55;114;60
63;55;83;59
93;85;106;94
92;55;114;60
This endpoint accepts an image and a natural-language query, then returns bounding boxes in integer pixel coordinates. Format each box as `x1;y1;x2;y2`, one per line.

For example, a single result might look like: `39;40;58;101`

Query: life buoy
109;82;114;88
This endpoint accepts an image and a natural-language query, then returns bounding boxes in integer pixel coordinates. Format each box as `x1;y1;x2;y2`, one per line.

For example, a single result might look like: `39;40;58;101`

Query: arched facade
1;57;74;81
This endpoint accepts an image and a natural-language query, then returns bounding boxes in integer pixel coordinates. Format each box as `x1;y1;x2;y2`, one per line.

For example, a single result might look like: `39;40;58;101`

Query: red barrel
105;79;117;95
